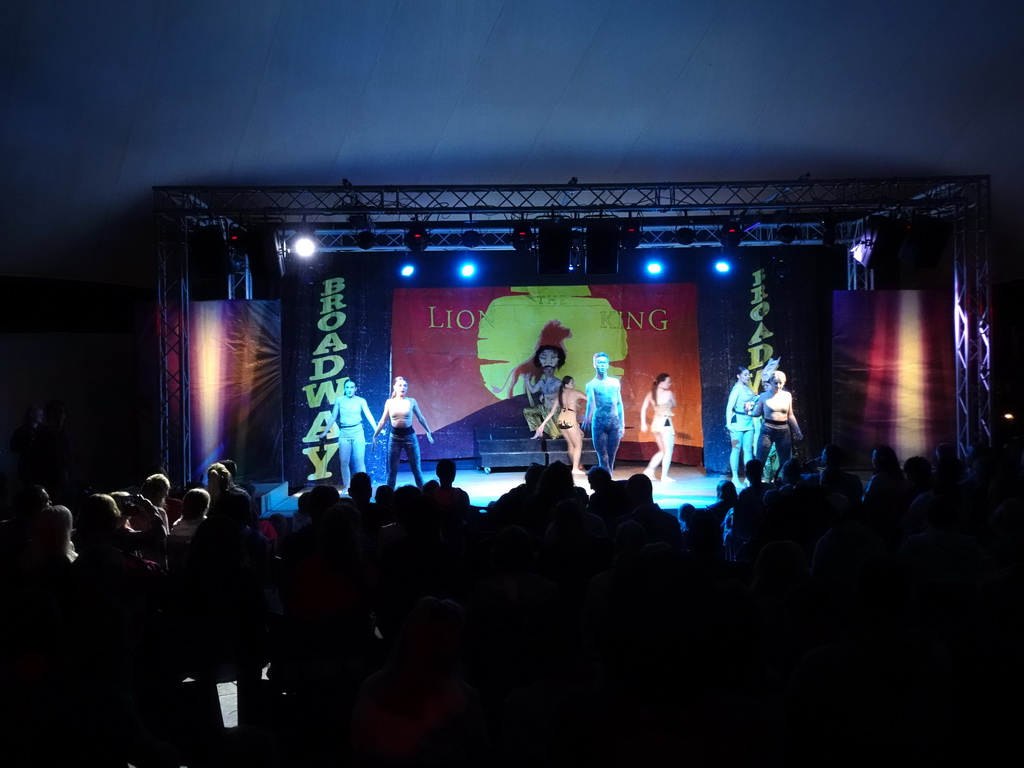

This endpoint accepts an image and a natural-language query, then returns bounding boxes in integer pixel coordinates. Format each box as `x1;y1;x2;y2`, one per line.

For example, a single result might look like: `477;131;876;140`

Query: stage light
461;229;482;249
675;228;696;245
718;222;744;250
511;222;534;252
714;260;731;274
355;229;375;250
621;222;642;250
292;233;316;258
405;223;428;252
777;225;797;244
820;217;837;247
460;262;476;278
851;215;904;269
646;261;663;275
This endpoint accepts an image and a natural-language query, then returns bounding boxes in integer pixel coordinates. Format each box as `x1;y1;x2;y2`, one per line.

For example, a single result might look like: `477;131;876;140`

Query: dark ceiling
2;0;1022;288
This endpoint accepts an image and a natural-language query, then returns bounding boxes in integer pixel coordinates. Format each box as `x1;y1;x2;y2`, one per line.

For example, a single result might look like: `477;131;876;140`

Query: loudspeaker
537;221;573;274
899;215;951;268
585;220;620;275
188;226;229;279
237;224;285;278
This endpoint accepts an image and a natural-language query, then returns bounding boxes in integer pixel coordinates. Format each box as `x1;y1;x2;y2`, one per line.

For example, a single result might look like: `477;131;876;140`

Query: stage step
477;450;549;471
474;427;598;471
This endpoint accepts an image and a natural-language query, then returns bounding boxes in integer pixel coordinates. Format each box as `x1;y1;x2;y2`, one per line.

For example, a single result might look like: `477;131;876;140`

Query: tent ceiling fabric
1;0;1022;287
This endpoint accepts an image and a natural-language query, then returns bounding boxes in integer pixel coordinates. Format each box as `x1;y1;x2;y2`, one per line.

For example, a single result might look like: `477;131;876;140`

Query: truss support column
156;206;191;486
953;179;992;457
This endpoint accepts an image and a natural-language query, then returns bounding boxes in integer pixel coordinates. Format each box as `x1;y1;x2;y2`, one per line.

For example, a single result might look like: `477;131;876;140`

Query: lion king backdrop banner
389;283;703;464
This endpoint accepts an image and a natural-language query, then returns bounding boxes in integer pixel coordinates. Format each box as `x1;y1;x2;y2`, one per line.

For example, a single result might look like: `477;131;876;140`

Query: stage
260;460;723;516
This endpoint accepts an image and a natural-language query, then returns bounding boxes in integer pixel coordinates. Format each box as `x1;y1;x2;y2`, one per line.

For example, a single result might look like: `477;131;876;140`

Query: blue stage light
646;261;663;275
399;264;415;277
714;260;731;274
460;262;476;278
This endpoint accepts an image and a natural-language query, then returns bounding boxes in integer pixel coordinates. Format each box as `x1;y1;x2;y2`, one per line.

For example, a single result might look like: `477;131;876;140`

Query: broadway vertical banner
699;246;840;474
282;264;394;486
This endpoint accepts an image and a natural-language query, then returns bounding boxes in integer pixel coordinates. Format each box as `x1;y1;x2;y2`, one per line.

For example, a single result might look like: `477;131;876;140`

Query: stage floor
271;461;722;514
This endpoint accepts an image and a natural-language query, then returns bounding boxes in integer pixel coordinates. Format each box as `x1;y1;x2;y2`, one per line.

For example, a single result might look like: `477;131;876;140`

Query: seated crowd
1;440;1023;766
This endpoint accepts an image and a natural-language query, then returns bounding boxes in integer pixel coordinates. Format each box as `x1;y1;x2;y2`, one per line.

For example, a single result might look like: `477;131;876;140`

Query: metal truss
952;178;992;457
307;219;860;252
155;177;991;482
156;210;191;484
155;177;983;220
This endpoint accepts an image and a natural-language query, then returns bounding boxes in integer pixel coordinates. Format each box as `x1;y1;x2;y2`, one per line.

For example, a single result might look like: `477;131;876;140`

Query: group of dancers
327;353;801;492
726;358;802;486
322;376;434;492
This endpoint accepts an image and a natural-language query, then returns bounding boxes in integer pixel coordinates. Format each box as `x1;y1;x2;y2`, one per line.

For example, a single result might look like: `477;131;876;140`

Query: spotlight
511;222;534;252
621;222;642;251
675;228;696;246
399;264;415;277
851;215;905;269
646;261;663;275
714;260;731;274
461;229;482;249
820;217;837;247
354;229;375;250
460;262;476;278
405;223;429;252
292;231;316;258
718;223;744;249
777;225;797;245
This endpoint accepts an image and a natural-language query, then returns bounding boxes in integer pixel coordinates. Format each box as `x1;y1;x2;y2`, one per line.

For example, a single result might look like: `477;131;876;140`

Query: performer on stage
522;345;566;438
372;376;434;489
752;370;802;467
324;378;377;492
533;375;588;474
640;373;676;482
582;352;624;472
726;367;757;486
752;357;781;482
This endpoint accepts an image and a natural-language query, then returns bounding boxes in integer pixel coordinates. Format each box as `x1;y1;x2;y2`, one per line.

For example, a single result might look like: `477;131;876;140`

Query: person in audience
23;399;76;505
352;596;488;766
8;405;43;486
167;487;210;570
863;445;907;512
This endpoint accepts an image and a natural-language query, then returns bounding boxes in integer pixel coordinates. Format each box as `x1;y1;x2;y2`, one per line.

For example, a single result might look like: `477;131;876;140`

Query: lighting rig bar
155;177;982;219
308;220;853;252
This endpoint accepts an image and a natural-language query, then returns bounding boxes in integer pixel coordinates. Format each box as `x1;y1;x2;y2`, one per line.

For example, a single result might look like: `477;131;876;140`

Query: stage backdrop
832;290;955;467
390;283;703;463
279;247;844;486
189;300;283;483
